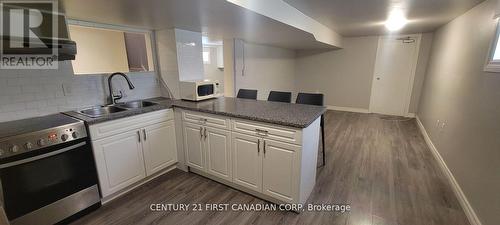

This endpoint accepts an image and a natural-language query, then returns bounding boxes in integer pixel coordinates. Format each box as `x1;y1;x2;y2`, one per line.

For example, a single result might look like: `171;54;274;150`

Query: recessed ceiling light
385;9;408;31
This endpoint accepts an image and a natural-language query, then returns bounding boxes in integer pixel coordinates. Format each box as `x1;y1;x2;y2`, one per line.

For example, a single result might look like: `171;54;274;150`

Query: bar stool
267;91;292;103
237;89;258;100
296;93;326;167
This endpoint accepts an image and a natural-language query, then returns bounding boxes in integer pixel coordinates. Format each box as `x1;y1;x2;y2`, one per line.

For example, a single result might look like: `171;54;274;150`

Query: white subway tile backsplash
0;62;163;122
6;78;21;86
1;102;27;112
0;86;21;95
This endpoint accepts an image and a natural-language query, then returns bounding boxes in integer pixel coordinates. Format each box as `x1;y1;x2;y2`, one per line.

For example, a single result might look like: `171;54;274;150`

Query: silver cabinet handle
263;140;266;156
199;126;203;139
137;130;141;142
143;129;147;141
255;129;269;136
257;139;260;153
204;127;207;140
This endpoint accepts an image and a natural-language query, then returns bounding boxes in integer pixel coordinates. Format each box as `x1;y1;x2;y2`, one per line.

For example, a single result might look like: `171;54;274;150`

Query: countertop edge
65;97;327;129
171;105;326;128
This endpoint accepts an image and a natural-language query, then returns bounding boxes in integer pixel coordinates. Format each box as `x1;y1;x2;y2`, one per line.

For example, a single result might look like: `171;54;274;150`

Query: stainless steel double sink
78;100;158;118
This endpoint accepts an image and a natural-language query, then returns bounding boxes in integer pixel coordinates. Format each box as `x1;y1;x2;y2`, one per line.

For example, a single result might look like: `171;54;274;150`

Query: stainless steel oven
0;114;100;225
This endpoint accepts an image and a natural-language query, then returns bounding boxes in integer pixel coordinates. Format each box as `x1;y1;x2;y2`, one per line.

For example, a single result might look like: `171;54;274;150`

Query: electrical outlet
440;122;446;129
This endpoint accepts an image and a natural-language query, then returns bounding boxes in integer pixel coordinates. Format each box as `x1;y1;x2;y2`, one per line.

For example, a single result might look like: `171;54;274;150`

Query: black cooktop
0;113;82;139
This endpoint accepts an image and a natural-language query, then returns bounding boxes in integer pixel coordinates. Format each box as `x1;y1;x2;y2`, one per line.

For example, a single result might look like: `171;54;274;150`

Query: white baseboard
415;116;482;225
407;113;416;118
326;105;370;113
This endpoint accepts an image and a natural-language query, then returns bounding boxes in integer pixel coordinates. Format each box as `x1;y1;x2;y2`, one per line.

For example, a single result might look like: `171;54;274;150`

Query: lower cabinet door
92;130;146;197
205;127;232;181
262;139;299;203
183;122;205;170
232;132;262;192
142;121;178;176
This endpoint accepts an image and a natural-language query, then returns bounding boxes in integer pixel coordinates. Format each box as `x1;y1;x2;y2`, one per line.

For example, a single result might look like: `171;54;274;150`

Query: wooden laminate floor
72;111;469;225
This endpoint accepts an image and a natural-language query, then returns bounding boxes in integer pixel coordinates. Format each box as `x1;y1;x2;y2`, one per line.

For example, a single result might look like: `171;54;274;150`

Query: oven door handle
0;142;86;169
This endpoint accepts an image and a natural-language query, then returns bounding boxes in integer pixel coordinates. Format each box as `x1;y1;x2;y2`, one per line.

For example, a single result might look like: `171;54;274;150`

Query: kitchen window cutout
485;21;500;72
68;23;155;75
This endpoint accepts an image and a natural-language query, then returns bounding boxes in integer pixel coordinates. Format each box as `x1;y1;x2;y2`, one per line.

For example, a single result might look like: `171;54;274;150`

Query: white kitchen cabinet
183;122;205;170
89;109;178;200
182;120;233;182
205;127;232;182
262;139;299;203
91;130;146;197
142;121;178;176
232;132;262;192
179;109;321;206
231;133;299;203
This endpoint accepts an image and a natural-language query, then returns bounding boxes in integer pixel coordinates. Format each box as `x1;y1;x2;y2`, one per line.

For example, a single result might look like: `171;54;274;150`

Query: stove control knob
72;131;78;139
37;139;46;147
25;142;33;150
0;149;4;156
61;134;69;142
10;145;19;153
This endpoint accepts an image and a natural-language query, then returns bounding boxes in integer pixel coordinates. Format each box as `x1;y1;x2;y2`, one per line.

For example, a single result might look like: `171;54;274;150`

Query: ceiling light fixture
385;9;408;31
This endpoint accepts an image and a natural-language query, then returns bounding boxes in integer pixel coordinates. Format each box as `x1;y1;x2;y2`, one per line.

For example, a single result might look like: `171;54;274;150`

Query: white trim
66;19;153;34
326;105;370;113
369;34;422;116
415;116;482;225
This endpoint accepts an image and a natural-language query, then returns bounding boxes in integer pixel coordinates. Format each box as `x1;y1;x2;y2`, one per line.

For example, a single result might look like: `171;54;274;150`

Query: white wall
0;62;162;122
156;29;181;98
294;34;433;113
410;33;434;113
156;28;205;99
295;36;378;109
234;40;296;100
417;1;500;224
203;46;224;90
175;29;204;82
223;39;235;97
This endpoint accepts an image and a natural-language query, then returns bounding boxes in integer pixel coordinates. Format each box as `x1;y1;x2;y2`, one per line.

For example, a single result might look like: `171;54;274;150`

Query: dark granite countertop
64;97;326;128
171;97;326;128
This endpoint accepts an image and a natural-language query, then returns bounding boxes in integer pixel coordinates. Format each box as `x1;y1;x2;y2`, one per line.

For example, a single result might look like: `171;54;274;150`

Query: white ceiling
283;0;485;36
60;0;335;49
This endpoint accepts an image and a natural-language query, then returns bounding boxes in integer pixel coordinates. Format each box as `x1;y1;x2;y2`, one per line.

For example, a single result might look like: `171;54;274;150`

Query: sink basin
117;101;157;109
79;106;127;118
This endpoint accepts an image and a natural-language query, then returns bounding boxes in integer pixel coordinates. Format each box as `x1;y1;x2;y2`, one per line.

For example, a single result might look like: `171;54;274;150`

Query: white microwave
179;80;220;101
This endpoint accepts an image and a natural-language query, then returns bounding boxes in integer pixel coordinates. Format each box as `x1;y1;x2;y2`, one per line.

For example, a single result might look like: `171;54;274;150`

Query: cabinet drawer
182;110;230;130
89;109;173;140
232;119;302;145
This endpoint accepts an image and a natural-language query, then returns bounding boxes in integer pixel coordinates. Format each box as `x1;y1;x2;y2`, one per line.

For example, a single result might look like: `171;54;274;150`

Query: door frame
369;33;422;117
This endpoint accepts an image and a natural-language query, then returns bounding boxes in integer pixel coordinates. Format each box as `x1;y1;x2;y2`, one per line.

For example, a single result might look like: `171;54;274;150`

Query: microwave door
197;84;214;97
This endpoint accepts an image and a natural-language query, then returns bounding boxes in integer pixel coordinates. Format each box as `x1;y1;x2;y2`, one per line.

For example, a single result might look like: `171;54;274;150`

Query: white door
142;121;178;176
183;122;205;170
232;132;262;192
92;130;146;197
370;35;420;116
205;127;232;181
262;139;299;203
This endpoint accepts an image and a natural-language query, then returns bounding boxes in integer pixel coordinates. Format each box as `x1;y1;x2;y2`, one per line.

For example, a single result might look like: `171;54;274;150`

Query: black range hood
1;36;77;61
0;3;76;61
